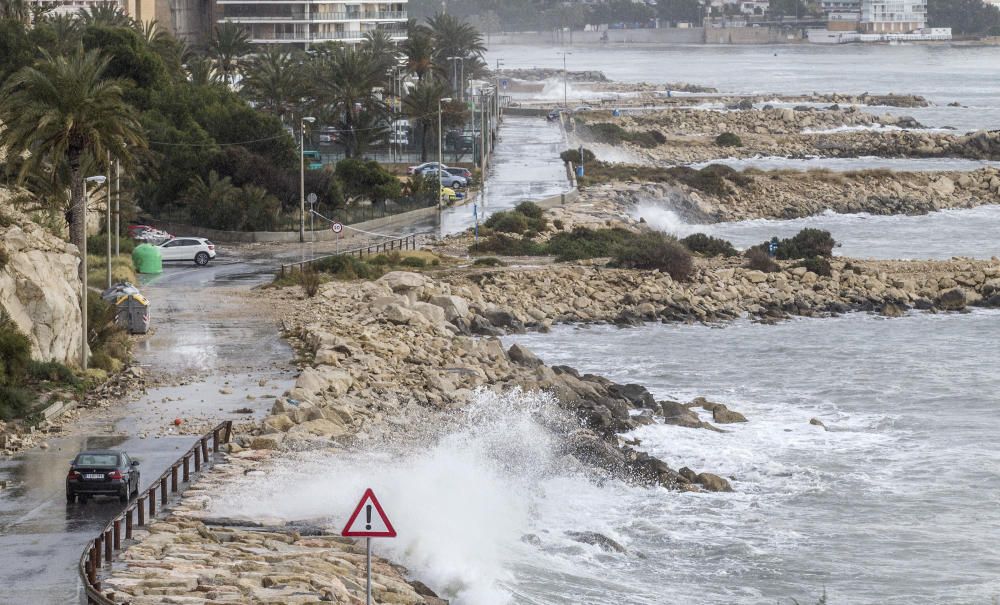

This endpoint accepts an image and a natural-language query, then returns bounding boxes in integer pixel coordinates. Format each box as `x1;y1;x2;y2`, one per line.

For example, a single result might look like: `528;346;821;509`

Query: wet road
0;251;298;605
0;113;570;604
406;114;572;237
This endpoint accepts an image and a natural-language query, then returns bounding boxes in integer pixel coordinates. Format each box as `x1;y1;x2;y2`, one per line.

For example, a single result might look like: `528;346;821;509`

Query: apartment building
859;0;926;32
217;0;408;45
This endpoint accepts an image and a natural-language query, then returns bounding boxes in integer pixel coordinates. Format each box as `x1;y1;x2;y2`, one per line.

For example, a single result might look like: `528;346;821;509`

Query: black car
66;450;140;503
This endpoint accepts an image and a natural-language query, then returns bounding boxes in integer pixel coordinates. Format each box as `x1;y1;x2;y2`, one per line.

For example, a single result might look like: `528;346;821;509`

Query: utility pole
559;51;572;108
114;159;120;257
299;116;316;243
106;151;112;289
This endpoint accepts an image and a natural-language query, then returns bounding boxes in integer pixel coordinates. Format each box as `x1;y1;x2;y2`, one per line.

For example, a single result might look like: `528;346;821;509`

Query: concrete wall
491;28;705;45
147;205;440;243
704;26;804;43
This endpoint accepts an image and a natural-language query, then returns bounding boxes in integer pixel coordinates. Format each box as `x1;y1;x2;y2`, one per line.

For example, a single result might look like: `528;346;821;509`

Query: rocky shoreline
571;107;1000;164
581;167;1000;222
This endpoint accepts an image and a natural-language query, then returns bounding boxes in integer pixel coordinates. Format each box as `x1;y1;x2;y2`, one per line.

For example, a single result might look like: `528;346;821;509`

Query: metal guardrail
279;231;432;276
79;421;234;605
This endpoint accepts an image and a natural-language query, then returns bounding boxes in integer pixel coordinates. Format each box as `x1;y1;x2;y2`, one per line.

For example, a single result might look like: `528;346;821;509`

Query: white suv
158;237;217;266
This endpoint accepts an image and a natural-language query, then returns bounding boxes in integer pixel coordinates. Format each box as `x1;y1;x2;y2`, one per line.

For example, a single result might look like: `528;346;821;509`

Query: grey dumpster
101;282;151;334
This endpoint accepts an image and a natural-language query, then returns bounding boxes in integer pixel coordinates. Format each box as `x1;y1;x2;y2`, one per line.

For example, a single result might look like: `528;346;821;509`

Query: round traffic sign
307;193;318;204
331;222;343;233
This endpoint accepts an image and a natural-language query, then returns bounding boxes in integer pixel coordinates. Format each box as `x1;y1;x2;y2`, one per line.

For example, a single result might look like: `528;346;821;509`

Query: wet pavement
0;112;570;604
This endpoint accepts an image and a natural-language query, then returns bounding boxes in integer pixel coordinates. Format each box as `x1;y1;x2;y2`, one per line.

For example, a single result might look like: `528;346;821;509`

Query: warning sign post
342;488;396;604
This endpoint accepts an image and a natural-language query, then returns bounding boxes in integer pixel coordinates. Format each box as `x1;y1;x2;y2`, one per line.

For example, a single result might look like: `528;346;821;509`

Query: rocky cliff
0;193;83;366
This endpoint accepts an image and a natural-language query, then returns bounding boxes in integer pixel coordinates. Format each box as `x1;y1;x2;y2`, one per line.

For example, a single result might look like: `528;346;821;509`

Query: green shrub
680;233;738;257
745;247;780;273
0;315;31;387
797;256;833;277
763;228;837;260
514;201;544;220
560;148;596;164
87;233;137;256
545;226;635;261
311;255;384;280
90;350;120;372
484;211;528;234
27;360;79;385
0;385;32;421
299;267;321;297
470;235;546;256
715;132;743;147
613;232;694;281
588;122;628;145
401;256;426;268
369;254;392;266
473;257;505;267
553;219;565;230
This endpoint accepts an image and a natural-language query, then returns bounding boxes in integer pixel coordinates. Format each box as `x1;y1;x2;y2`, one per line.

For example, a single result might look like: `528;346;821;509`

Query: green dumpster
132;243;163;274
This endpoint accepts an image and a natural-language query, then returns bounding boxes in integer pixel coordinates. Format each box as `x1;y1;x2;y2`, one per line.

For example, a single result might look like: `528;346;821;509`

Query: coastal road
0;248;299;605
0;112;570;604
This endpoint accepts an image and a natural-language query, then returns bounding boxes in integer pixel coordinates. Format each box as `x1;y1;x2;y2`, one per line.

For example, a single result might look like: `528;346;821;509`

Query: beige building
217;0;408;45
860;0;926;32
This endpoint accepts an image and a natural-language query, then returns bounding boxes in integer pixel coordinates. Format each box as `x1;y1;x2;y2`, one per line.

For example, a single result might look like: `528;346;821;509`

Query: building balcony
221;11;406;22
244;28;407;43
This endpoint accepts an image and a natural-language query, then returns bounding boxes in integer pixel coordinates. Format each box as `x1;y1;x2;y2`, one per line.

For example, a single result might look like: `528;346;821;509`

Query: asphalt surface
0;112;570;605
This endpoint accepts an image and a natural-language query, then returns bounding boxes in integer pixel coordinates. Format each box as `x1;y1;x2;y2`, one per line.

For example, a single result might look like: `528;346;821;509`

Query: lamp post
81;175;107;370
559;51;572;109
299;116;316;243
106;151;113;289
438;97;452;206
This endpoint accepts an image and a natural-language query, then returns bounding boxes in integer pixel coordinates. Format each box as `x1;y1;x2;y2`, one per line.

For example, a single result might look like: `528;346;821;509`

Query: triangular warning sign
341;488;397;537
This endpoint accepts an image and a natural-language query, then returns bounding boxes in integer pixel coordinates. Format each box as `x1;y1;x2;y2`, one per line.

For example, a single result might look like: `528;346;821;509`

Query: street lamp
438;97;452;206
559;51;572;109
81;175;107;370
300;116;316;243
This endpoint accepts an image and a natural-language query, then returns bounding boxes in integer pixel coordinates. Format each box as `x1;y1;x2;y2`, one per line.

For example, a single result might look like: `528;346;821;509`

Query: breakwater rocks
588;168;1000;222
498;67;609;82
103;449;447;605
617;106;915;136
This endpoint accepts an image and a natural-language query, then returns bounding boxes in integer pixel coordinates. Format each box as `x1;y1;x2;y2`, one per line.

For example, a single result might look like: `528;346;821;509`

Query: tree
402;23;436;81
240;45;303;119
209;22;251;86
185;55;220;86
929;0;1000;33
0;0;31;24
79;2;134;27
334;158;401;206
403;78;448;162
426;12;486;97
312;45;387;158
0;49;146;280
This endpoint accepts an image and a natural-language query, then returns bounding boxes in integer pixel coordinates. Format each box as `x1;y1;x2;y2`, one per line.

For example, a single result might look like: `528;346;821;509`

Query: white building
217;0;408;46
860;0;926;32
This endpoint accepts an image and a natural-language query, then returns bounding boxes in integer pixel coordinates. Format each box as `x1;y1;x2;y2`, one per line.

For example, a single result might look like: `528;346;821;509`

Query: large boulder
659;401;704;428
936;287;967;311
508;343;543;367
696;472;733;492
0;204;84;366
376;271;428;303
429;295;470;322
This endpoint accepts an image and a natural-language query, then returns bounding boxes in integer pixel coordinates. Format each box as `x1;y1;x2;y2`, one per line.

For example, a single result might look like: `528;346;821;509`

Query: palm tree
361;30;399;79
0;0;31;24
37;13;83;56
312;45;386;157
185;54;220;86
403;78;447;162
0;49;146;280
209;22;251;86
240;45;302;119
426;13;486;99
402;22;435;81
79;2;134;27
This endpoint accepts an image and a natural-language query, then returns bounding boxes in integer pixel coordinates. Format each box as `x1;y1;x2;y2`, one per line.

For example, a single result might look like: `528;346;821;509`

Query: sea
220;44;1000;604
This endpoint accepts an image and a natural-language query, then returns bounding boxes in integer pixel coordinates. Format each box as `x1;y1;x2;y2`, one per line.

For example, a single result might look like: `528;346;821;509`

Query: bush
401;256;427;268
715;132;743;147
745;247;780;273
0;315;31;387
560;148;596;164
299;267;321;297
473;257;505;267
484;211;528;234
613;232;694;281
797;256;833;277
553;219;565;230
87;291;131;367
0;385;32;421
27;360;78;385
546;226;635;261
514;201;544;220
588;122;628;145
776;228;836;259
311;255;384;280
87;233;137;256
680;233;738;257
470;235;546;256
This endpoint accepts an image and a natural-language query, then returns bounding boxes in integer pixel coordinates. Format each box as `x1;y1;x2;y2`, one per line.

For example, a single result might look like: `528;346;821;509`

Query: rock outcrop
0;201;83;365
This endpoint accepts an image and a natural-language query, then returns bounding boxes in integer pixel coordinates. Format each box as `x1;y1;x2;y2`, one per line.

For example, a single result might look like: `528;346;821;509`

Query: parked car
130;226;173;245
573;105;594;113
446;167;473;179
66;450;140;503
420;168;467;188
408;161;444;175
158;237;216;266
